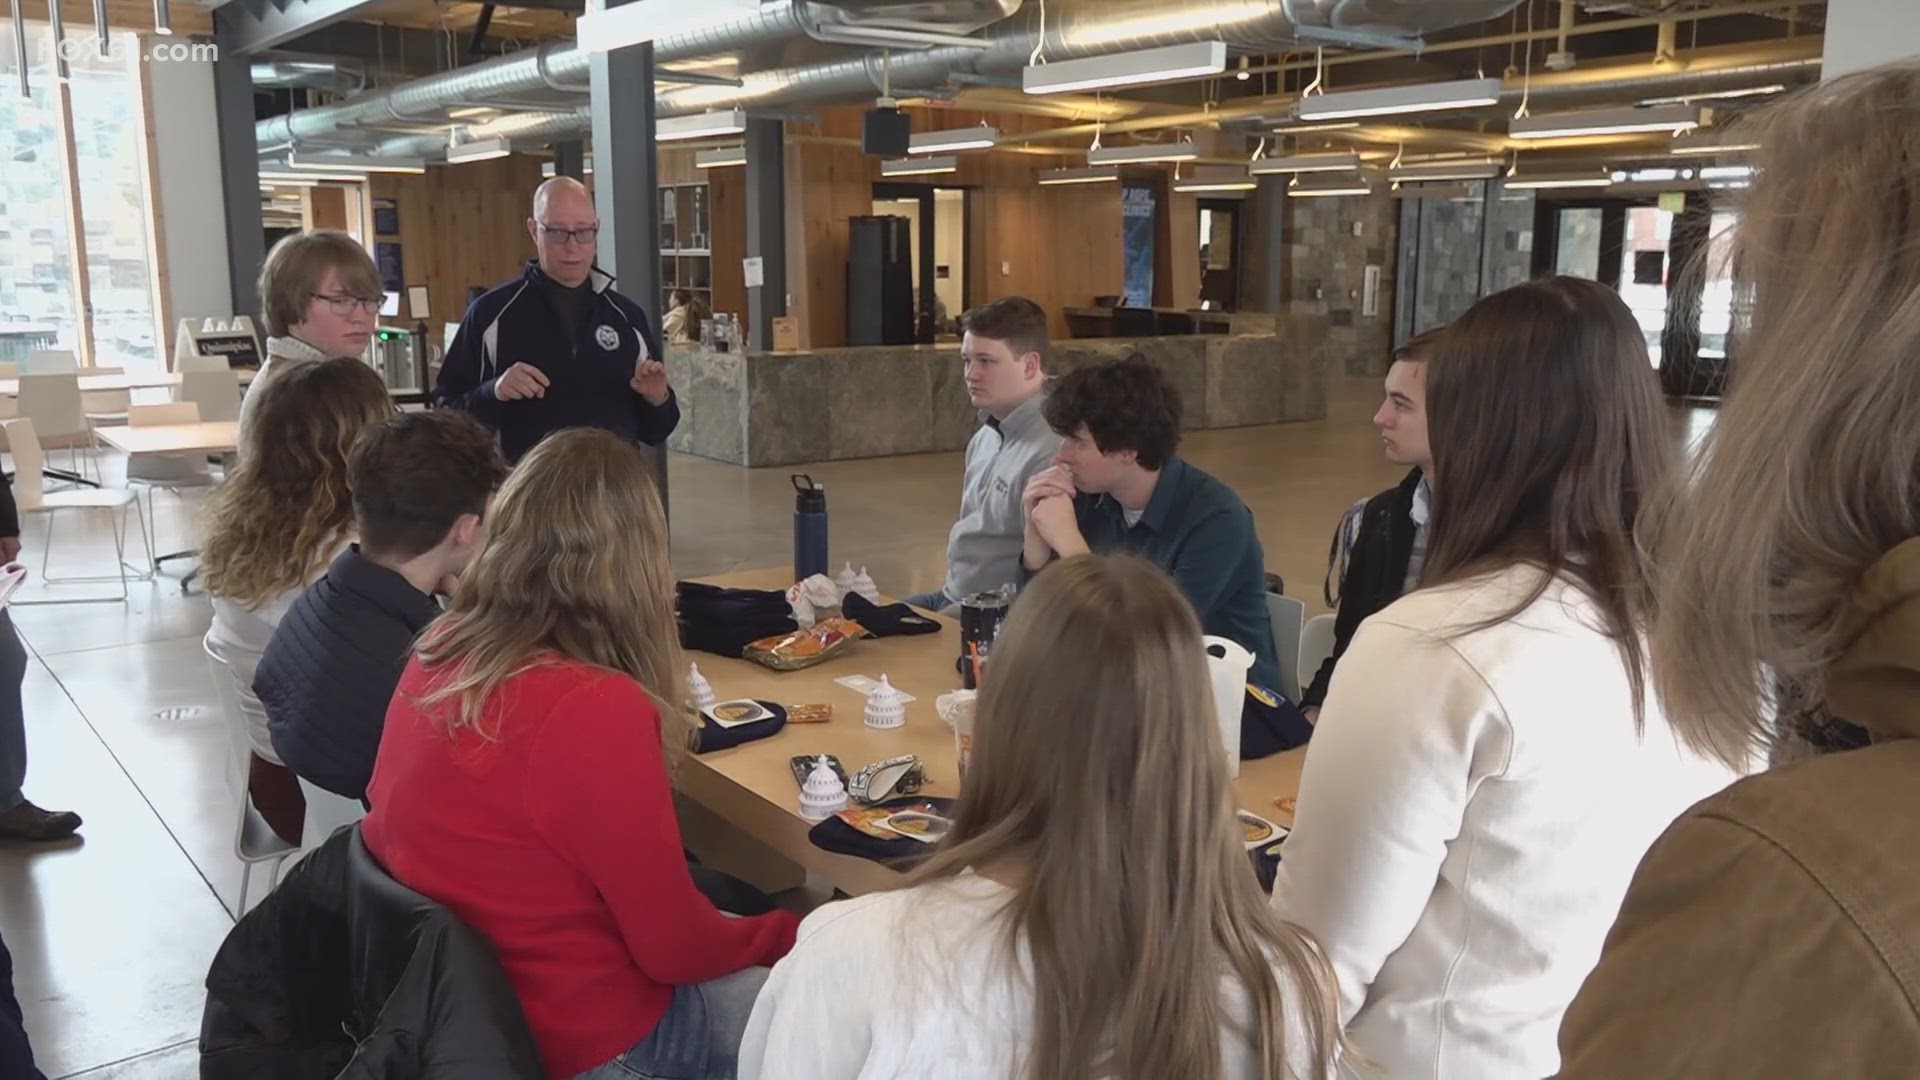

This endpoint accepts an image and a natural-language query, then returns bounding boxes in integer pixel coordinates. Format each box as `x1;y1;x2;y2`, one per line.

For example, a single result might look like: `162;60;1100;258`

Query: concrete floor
0;374;1433;1078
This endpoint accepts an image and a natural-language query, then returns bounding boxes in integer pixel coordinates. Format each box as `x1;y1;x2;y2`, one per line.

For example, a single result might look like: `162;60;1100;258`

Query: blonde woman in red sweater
361;428;796;1079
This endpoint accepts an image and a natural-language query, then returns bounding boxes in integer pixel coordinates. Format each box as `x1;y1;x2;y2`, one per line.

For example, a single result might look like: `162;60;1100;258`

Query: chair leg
237;862;252;918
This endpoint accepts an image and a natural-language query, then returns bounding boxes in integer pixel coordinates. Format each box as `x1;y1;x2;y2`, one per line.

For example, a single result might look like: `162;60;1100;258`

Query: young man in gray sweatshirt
904;297;1062;614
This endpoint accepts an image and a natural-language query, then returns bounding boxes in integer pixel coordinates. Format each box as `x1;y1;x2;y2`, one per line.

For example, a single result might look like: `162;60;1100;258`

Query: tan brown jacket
1555;537;1920;1078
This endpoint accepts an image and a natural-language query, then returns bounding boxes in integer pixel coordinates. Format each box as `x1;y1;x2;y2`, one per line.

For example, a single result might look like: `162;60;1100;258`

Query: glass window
0;24;82;363
1553;208;1604;280
69;29;160;369
1615;206;1674;366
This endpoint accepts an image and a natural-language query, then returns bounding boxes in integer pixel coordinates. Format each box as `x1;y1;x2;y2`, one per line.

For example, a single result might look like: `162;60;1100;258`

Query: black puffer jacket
199;826;542;1080
1302;468;1423;710
257;548;440;801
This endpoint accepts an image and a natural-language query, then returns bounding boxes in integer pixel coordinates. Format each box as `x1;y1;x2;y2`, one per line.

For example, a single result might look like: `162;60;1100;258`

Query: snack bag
835;800;941;841
743;617;870;671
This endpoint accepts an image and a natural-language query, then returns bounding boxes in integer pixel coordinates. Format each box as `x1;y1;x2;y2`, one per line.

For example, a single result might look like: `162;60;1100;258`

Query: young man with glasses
434;176;679;463
241;230;385;439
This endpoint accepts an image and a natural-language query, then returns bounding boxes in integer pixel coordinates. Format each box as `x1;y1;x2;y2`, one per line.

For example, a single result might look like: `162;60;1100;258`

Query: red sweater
362;656;798;1079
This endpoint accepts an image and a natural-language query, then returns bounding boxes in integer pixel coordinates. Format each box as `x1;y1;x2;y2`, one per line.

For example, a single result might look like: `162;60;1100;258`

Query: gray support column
554;140;586;181
1256;175;1285;314
212;15;266;322
588;31;667;512
1823;0;1920;80
744;117;787;352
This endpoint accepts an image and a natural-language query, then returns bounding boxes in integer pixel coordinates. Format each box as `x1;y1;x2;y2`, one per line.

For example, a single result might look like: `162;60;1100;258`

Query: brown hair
257;230;381;338
1421;276;1674;723
348;410;507;563
200;358;394;606
1646;60;1920;765
1393;326;1446;364
960;296;1050;363
906;555;1343;1080
1043;355;1182;470
412;428;688;756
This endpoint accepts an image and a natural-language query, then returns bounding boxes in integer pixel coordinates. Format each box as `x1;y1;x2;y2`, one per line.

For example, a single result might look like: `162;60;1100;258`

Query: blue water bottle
792;474;828;580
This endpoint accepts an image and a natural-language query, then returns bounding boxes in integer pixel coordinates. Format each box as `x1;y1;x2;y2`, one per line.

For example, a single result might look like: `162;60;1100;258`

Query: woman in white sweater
741;554;1344;1080
1269;277;1747;1079
202;358;392;843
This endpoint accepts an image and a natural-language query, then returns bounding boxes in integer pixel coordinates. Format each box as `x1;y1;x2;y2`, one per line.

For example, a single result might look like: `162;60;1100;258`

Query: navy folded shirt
691;701;788;754
808;796;958;866
842;593;942;638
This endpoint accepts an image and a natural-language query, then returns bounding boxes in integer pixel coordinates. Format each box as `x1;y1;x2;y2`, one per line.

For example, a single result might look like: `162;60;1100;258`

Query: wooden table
0;369;254;396
679;567;1306;896
89;420;239;456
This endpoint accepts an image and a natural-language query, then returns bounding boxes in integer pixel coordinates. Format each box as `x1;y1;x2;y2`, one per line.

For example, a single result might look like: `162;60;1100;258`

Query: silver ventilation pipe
259;0;1534;157
252;58;370;92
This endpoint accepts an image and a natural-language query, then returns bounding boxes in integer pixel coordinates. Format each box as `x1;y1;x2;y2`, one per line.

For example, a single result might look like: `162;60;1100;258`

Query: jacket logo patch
594;324;620;351
993;477;1010;496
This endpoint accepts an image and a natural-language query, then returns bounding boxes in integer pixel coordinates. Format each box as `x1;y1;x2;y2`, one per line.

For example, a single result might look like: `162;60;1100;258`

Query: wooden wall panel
369;155;546;326
1167;189;1201;311
707;165;748;321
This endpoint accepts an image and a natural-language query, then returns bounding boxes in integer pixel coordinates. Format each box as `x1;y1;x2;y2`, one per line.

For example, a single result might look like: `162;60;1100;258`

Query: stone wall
1283;190;1399;378
665;319;1329;467
1399;184;1540;338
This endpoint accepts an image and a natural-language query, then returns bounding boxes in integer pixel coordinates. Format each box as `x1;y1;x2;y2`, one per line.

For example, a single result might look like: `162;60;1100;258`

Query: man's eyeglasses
312;293;383;317
538;223;601;246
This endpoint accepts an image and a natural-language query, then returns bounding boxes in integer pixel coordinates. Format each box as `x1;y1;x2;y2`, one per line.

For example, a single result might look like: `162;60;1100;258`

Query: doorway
872;183;971;342
1533;198;1676;366
1197;200;1245;311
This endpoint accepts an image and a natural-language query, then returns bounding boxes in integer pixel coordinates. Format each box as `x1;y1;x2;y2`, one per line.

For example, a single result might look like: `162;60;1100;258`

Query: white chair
25;350;76;375
203;635;297;915
177;354;230;374
4;418;152;604
0;362;18;380
1299;614;1339;698
1266;592;1307;704
123;402;215;574
179;370;243;423
297;777;366;851
18;372;96;483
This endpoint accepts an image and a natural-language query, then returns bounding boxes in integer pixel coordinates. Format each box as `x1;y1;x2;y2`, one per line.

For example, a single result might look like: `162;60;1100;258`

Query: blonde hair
1647;59;1920;765
905;555;1343;1080
257;230;381;338
199;357;392;606
413;428;689;757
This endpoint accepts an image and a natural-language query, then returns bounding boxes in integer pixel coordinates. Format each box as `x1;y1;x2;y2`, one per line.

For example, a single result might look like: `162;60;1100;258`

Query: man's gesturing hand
493;363;550;401
632;358;671;406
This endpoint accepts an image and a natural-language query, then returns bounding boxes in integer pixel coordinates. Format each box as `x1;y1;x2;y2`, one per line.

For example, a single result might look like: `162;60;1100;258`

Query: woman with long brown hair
1556;60;1920;1078
739;554;1343;1080
1268;276;1746;1078
202;356;393;843
360;428;796;1080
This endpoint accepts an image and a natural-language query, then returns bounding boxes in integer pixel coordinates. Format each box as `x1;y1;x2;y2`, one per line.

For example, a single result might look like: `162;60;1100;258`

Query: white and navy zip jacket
433;261;680;463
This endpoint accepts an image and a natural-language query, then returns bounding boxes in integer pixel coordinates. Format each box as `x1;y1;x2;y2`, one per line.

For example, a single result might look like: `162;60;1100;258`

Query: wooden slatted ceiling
5;0;213;36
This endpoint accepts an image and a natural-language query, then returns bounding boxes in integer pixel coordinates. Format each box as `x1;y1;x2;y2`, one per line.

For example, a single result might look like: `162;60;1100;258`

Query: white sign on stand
743;256;765;289
173;316;262;372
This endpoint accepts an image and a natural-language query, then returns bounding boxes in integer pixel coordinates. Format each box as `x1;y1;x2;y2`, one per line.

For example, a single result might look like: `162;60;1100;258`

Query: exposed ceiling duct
252;57;370;92
259;0;1538;159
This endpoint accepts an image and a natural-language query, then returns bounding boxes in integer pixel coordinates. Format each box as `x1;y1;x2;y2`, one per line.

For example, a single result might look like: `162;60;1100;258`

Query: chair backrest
81;365;125;376
1299;614;1338;692
298;778;367;850
0;397;18;422
0;362;18;379
180;371;242;423
2;419;45;513
129;401;201;427
17;373;87;439
177;354;229;374
1266;592;1306;704
25;350;76;374
81;388;131;415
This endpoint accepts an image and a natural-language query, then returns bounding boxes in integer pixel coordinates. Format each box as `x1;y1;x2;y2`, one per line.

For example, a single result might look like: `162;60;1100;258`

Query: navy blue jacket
434;262;680;463
257;548;439;802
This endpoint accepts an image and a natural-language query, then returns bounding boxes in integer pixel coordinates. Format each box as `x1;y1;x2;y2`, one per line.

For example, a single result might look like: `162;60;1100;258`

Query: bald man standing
434;177;679;463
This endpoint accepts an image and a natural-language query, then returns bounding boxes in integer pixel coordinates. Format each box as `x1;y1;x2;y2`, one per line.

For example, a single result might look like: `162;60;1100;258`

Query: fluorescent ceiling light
1065;2;1269;47
259;178;319;189
1296;77;1503;121
657;108;748;142
1038;166;1120;186
1510;103;1702;140
1174;168;1256;193
1700;165;1753;181
909;126;999;154
882;155;958;177
259;168;351;183
576;0;761;55
1504;171;1613;190
696;145;748;169
1389;158;1503;183
1668;130;1762;157
1272;120;1361;134
1250;150;1362;176
1392;183;1473;200
446;137;512;164
1288;176;1373;198
1640;84;1786;106
286;152;426;174
1024;41;1228;96
1088;140;1198;166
